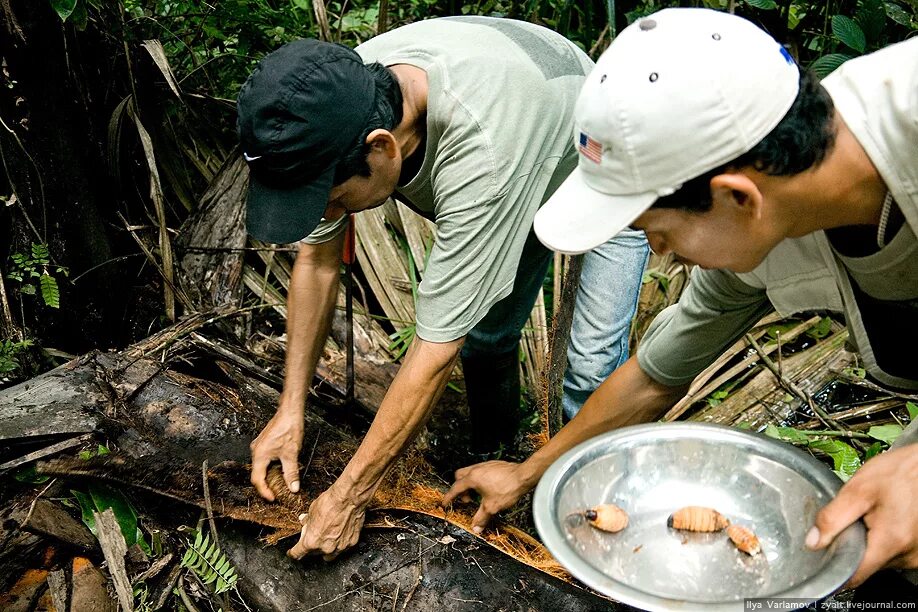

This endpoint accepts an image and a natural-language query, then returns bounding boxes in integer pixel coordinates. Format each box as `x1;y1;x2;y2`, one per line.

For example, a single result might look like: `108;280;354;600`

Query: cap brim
245;167;334;244
534;166;657;254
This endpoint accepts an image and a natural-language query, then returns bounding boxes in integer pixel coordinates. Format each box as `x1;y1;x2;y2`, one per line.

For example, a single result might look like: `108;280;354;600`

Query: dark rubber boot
461;349;521;456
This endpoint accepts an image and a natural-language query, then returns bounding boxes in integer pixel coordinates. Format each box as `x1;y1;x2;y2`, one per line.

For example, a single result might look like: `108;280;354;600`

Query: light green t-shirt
303;17;593;342
637;38;918;390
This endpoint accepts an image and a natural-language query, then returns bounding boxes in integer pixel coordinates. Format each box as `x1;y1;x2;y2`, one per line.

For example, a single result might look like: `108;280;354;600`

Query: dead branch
829;369;918;402
95;508;134;612
745;333;845;432
545;254;583;436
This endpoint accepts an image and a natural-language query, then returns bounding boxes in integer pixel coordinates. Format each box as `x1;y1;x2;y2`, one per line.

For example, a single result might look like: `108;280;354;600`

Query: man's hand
442;460;531;534
806;444;918;586
250;407;304;501
287;486;366;560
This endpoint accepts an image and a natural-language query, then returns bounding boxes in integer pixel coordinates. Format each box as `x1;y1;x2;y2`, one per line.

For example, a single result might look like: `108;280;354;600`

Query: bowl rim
533;422;866;612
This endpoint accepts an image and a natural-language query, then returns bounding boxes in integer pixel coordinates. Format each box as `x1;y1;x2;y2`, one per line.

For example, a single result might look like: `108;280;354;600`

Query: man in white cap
445;7;918;588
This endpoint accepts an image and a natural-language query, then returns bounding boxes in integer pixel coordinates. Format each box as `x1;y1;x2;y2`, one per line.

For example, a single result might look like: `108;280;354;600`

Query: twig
776;330;783;378
176;574;202;612
745;333;844;430
588;23;610;57
302;429;321;480
23;479;57;527
202;460;232;612
202;460;219;546
0;434;94;472
400;534;423;611
830;369;918;402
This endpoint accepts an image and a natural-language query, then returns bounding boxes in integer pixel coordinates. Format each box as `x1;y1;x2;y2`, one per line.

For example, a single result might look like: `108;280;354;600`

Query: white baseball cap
535;8;799;254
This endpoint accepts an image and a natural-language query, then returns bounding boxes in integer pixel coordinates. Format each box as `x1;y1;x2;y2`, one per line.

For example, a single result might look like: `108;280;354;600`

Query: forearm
518;357;687;488
280;236;344;415
334;337;462;503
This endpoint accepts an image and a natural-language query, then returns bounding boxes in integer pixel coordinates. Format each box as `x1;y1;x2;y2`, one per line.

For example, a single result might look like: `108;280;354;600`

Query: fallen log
0;334;619;609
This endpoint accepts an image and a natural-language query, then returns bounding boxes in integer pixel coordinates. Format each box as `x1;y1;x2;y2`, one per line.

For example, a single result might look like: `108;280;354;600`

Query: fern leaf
180;532;238;594
40;274;60;308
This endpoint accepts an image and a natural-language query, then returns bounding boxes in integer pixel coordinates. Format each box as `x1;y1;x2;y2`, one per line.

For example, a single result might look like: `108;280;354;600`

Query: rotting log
692;330;855;428
0;332;617;609
220;511;626;612
175;153;249;314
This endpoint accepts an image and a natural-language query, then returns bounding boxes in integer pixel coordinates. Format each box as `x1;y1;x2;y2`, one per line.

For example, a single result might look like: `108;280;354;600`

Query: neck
763;113;888;237
388;64;428;161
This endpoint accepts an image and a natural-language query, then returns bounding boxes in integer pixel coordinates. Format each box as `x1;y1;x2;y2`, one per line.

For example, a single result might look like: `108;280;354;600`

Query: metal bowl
533;423;865;611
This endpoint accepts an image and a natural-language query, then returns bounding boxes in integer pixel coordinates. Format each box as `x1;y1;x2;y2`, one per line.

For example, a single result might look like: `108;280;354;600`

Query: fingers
471;503;494;535
442;478;472;507
281;455;301;494
287;530;309;560
846;527;904;587
250;456;275;501
807;480;874;551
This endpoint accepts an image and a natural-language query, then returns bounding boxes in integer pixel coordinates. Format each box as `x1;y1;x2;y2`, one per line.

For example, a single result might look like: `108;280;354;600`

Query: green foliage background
95;0;918;101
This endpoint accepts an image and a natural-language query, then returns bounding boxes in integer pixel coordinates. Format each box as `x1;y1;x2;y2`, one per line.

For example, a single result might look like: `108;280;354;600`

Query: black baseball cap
237;39;376;244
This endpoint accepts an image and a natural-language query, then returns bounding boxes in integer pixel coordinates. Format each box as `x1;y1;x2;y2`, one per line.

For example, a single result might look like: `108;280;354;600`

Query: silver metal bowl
533;423;865;611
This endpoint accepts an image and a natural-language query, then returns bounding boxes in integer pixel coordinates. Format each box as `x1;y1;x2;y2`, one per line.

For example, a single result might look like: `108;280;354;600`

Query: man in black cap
237;17;648;559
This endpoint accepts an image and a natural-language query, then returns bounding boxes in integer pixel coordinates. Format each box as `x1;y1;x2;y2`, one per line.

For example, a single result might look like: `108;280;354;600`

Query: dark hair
653;70;836;212
333;63;404;185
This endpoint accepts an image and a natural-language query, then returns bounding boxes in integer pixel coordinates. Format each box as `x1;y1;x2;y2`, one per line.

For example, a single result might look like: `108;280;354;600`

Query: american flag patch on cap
579;132;602;164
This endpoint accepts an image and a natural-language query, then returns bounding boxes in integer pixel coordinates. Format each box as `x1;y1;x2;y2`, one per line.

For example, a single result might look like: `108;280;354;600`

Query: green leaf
857;0;887;41
69;0;88;30
291;0;311;9
136;528;152;556
21;284;36;296
864;441;885;460
88;484;139;546
867;424;903;445
764;424;811;445
806;317;833;340
72;490;98;536
885;2;914;27
809;53;853;78
40;274;60;308
745;0;777;9
48;0;77;23
832;15;866;52
181;530;238;594
907;402;918;421
809;439;861;479
13;465;51;484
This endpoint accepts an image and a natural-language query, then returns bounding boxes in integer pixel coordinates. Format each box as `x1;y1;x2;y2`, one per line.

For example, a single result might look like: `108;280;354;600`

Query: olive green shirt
303;17;592;342
638;38;918;391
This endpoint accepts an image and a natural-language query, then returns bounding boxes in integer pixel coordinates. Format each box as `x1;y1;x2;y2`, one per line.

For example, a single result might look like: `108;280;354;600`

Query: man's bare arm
250;234;344;500
288;335;462;559
444;357;688;531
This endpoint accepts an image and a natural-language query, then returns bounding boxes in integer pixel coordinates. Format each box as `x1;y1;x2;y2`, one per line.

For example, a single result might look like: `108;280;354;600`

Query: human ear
365;129;399;159
710;173;764;220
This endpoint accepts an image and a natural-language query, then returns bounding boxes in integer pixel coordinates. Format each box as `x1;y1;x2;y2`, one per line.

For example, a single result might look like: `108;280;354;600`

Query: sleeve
299;215;348;245
637;267;775;387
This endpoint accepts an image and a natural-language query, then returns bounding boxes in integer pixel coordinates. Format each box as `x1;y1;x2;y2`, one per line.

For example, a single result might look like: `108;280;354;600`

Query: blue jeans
562;229;649;420
462;227;648;419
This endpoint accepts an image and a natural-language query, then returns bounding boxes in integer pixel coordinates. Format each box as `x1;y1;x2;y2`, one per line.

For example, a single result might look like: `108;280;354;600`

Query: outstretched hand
442;460;531;534
250;408;304;501
806;444;918;587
